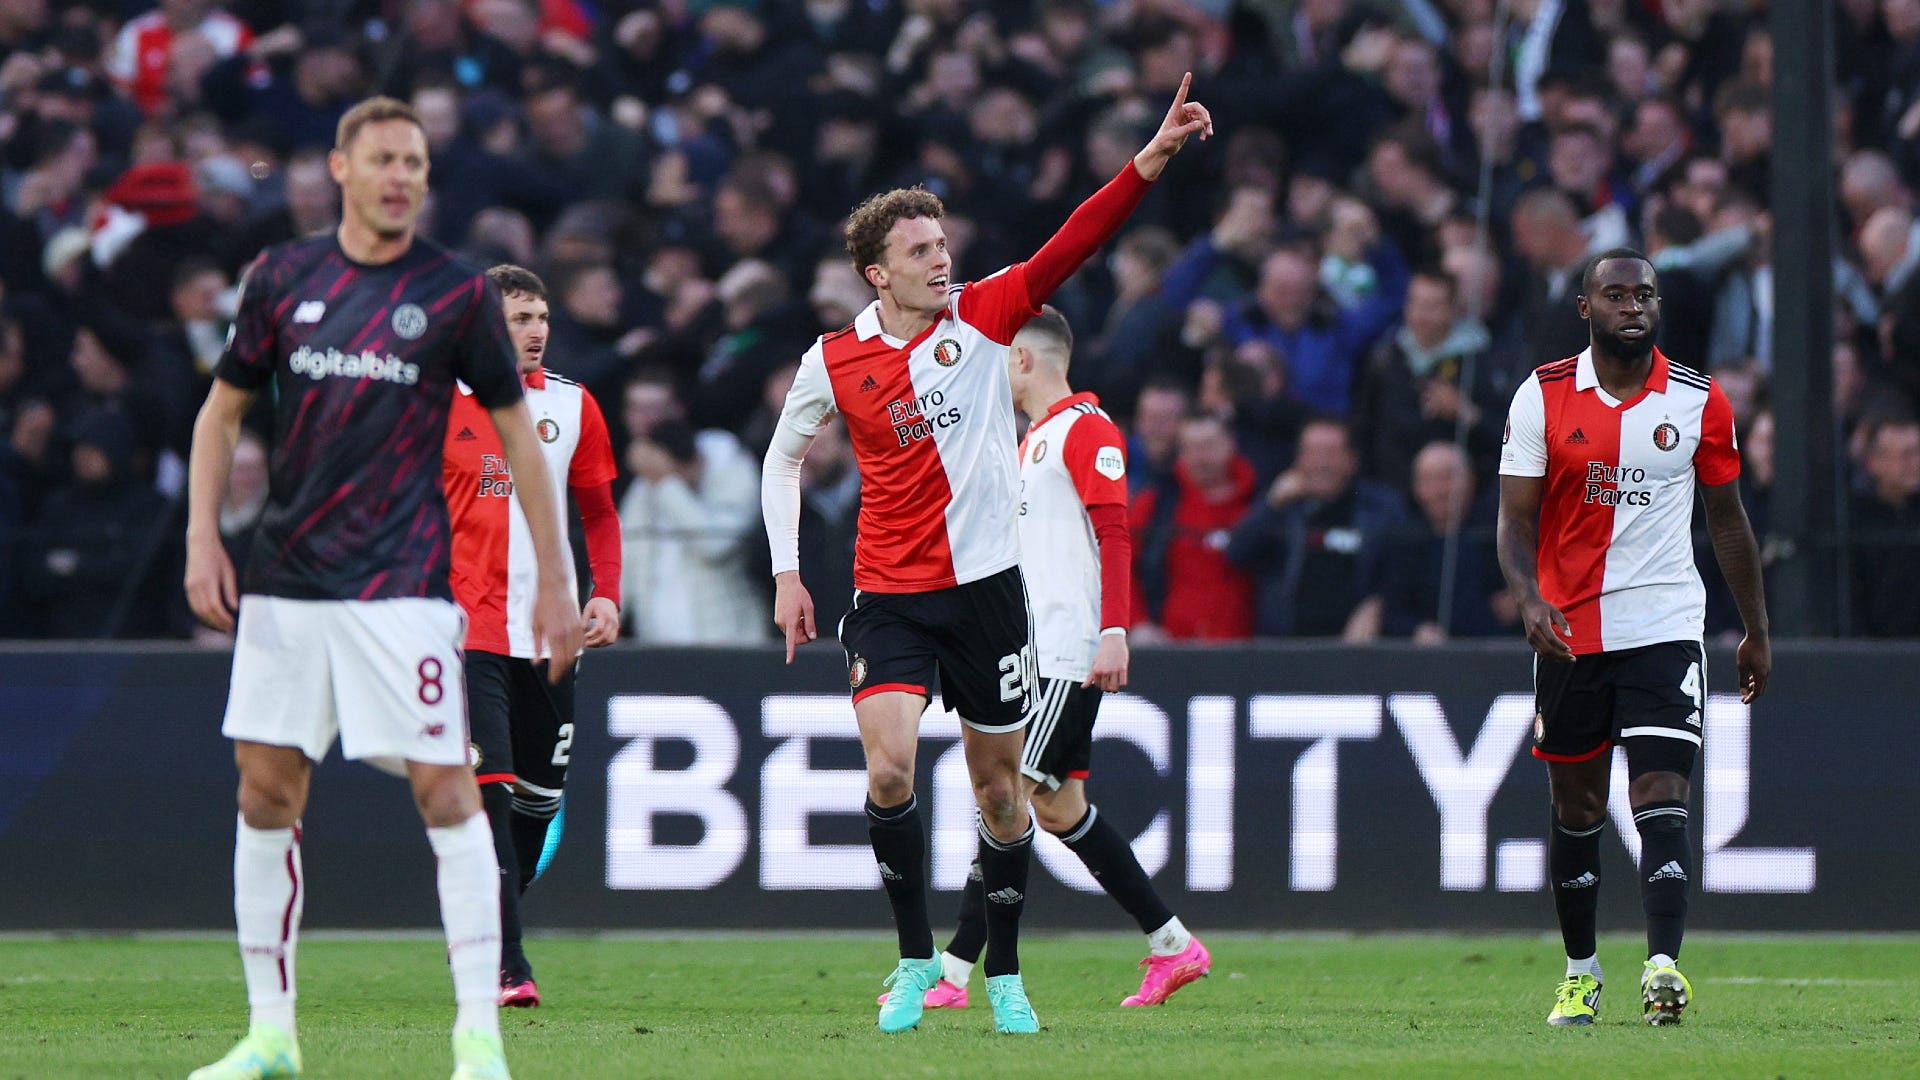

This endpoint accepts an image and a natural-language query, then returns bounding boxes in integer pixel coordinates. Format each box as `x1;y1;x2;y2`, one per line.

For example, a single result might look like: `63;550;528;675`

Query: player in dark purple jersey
183;96;582;1080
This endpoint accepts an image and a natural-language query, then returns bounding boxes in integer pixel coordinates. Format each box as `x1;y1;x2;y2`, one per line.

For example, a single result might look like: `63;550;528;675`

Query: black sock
481;783;529;980
1549;814;1604;963
508;808;551;894
944;858;986;964
1058;805;1175;935
977;818;1033;978
1634;800;1691;961
867;795;935;959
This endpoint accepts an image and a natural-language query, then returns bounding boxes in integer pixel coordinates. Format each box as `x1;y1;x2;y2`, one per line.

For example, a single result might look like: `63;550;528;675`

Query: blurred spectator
1197;339;1306;485
1353;269;1500;490
689;258;814;431
1124;377;1190;497
1226;417;1406;639
1511;186;1596;365
199;23;363;154
1851;415;1920;637
1084;226;1188;398
107;0;254;117
15;408;177;638
1358;441;1506;645
616;368;765;644
1131;411;1255;642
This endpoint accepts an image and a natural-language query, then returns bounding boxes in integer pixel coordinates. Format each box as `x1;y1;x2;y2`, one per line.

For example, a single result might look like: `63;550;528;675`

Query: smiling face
330;117;428;243
870;215;951;320
1579;256;1660;361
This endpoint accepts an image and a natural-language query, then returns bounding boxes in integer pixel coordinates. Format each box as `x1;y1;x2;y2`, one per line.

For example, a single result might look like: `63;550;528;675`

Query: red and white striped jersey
1500;348;1739;654
444;368;616;657
108;11;254;116
780;280;1040;592
1018;393;1128;681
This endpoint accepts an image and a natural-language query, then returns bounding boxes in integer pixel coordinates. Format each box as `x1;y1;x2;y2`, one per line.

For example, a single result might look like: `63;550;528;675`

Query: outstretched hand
1134;71;1213;181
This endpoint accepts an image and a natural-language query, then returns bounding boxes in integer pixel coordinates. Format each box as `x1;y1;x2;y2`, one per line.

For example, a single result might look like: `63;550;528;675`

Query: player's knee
411;773;481;827
867;760;915;807
237;776;303;828
1627;767;1690;806
1551;789;1606;830
972;774;1019;825
1032;800;1078;835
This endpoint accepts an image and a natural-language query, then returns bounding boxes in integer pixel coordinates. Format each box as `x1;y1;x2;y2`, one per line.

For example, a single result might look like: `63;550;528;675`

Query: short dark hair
1409;268;1458;300
1581;247;1655;296
845;186;944;274
486;264;547;301
1016;305;1073;355
335;95;422;151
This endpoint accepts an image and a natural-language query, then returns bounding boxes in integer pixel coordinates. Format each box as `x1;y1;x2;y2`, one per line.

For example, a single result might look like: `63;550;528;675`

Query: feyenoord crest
537;418;561;443
1652;422;1681;451
466;742;482;769
932;338;962;367
1533;712;1545;742
391;302;428;340
849;655;869;688
1031;439;1047;463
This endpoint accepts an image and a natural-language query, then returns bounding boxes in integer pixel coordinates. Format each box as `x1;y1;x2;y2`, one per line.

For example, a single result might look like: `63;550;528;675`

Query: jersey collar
1034;390;1099;427
854;299;947;348
523;366;546;390
1574;346;1670;396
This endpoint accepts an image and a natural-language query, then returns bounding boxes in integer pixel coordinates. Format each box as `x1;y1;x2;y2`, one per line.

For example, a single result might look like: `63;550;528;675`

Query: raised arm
966;75;1214;338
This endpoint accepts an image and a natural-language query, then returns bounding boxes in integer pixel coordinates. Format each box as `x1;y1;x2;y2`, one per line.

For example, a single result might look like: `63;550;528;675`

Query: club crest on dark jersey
392;302;428;340
1653;422;1680;451
849;654;869;688
1031;439;1047;464
537;418;560;443
932;338;962;367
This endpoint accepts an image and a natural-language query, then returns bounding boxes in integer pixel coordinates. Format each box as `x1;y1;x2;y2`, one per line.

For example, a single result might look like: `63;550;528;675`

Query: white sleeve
1498;374;1548;477
761;342;836;577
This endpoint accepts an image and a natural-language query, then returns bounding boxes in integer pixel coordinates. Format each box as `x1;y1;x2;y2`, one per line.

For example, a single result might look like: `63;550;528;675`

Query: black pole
1768;0;1837;636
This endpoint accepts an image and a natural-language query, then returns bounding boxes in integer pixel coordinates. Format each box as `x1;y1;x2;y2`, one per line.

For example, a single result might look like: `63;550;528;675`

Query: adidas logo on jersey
877;861;903;882
1647;861;1688;883
1559;872;1598;890
455;427;478;441
859;374;880;392
1566;427;1590;444
986;887;1024;905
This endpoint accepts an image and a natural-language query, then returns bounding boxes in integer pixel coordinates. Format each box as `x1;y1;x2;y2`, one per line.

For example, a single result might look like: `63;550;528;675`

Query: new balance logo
986;887;1024;905
1559;872;1598;890
455;427;478;441
1647;861;1688;883
293;300;326;323
1566;428;1590;445
877;861;903;882
859;374;880;392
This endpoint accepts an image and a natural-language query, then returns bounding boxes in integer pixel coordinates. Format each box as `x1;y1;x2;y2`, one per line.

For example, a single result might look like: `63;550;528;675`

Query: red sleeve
1088;502;1132;632
571;480;622;607
1064;416;1131;629
956;162;1153;343
1696;379;1741;486
568;388;619;488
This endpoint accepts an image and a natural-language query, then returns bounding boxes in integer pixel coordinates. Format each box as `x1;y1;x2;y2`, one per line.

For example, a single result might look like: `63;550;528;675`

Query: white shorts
223;595;469;773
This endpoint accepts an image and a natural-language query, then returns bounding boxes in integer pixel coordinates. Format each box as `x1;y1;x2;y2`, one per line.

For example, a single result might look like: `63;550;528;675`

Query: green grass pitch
1;933;1916;1078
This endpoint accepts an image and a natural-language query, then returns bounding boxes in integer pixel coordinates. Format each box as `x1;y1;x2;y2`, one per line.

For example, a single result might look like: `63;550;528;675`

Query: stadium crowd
1;0;1918;642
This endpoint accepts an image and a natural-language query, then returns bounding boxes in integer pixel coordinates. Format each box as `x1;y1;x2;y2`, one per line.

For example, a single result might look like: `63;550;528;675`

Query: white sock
1147;917;1193;957
1649;952;1676;971
940;951;973;987
234;816;301;1035
1566;954;1602;981
429;812;501;1036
